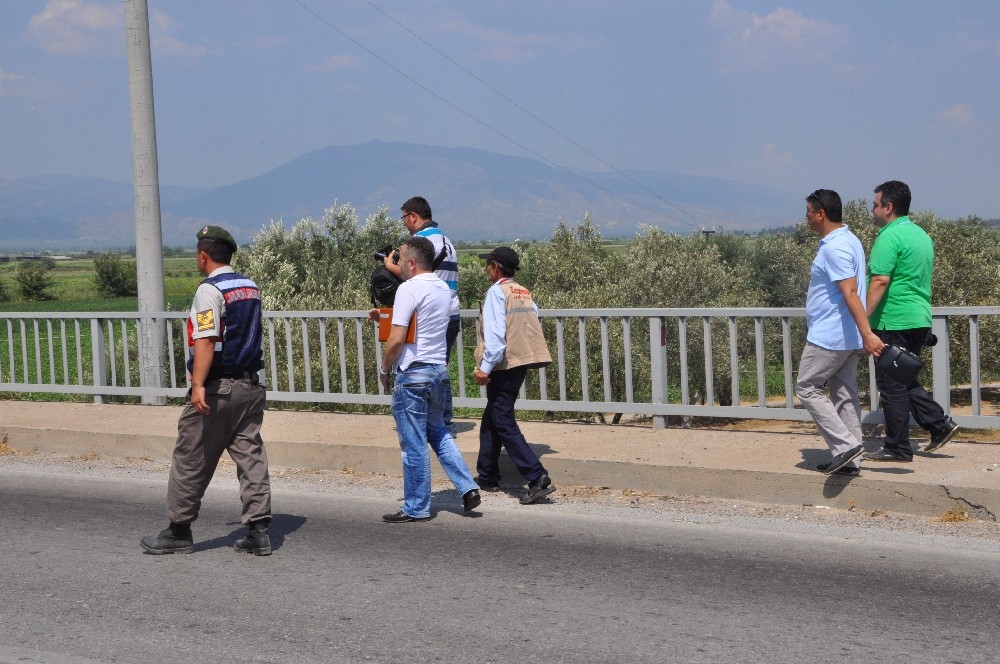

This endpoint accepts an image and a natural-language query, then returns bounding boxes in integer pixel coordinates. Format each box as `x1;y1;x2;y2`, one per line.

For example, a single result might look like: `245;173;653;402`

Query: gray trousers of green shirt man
795;343;864;469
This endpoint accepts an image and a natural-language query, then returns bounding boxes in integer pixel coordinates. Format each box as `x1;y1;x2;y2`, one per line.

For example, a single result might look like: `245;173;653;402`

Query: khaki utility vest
475;280;552;372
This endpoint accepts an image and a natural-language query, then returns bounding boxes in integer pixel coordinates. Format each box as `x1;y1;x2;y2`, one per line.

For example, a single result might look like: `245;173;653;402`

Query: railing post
650;317;667;429
931;314;950;414
91;318;107;404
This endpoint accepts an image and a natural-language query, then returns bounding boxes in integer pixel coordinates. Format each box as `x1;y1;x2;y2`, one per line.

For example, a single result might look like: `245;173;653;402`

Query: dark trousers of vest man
167;376;271;525
477;366;547;483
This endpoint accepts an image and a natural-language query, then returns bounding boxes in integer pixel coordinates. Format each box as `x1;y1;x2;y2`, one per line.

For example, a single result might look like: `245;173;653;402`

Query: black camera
373;244;399;264
925;332;938;347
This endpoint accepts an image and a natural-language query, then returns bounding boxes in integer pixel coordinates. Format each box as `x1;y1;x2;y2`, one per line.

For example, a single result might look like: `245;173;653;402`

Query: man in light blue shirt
796;189;883;475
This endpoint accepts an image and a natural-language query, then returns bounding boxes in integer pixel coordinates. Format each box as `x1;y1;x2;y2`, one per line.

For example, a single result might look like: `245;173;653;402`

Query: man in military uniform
140;225;272;555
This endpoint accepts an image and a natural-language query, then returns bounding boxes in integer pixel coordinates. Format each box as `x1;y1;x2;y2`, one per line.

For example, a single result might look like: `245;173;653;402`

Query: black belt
221;371;259;383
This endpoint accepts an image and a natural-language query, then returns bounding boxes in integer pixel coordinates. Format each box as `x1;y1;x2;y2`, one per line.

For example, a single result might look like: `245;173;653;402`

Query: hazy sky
2;1;999;218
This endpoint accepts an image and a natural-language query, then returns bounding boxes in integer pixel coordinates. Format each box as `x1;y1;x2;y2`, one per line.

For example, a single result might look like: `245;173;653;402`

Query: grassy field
0;256;202;312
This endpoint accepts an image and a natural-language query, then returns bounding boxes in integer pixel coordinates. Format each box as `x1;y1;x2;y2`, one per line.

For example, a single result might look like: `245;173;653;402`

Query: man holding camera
371;236;480;522
863;180;959;462
382;197;461;428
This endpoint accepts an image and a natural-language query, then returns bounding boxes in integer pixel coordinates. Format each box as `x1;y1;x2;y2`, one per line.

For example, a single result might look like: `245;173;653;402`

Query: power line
363;0;696;221
291;0;687;224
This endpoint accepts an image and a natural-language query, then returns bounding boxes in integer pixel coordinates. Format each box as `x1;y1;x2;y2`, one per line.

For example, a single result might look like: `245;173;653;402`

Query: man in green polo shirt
863;180;958;462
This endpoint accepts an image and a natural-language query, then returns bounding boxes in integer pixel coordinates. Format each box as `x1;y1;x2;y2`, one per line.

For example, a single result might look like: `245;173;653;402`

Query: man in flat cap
474;246;556;504
141;225;273;556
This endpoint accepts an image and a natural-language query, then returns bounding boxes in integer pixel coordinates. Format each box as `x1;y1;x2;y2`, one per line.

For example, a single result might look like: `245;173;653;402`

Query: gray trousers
167;377;271;525
796;343;863;467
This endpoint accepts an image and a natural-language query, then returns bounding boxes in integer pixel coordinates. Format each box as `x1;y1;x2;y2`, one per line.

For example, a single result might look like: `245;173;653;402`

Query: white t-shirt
391;273;451;371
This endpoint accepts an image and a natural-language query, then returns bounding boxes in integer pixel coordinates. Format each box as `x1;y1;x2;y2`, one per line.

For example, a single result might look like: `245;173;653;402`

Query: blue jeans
391;363;477;518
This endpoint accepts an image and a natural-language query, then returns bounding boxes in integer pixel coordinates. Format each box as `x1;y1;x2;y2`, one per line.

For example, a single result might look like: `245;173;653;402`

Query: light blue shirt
805;225;866;351
479;278;538;374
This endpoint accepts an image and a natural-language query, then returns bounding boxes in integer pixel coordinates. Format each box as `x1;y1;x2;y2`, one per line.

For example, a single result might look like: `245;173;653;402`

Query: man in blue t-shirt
796;190;883;475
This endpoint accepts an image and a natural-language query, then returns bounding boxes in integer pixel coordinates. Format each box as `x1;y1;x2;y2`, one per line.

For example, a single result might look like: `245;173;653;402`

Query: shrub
93;252;139;297
14;261;55;301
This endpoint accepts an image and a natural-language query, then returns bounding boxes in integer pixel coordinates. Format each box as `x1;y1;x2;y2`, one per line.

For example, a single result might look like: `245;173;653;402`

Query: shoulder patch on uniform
196;309;215;331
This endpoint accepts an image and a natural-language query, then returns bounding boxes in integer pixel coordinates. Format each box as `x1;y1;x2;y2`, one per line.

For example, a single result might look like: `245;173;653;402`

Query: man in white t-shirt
368;236;480;522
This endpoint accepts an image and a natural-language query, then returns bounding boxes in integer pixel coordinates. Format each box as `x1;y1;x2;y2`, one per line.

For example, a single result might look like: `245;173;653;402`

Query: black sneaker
140;523;193;555
462;489;481;512
820;445;863;475
235;521;271;556
382;510;429;523
926;420;959;453
520;473;556;505
475;477;501;493
862;448;912;462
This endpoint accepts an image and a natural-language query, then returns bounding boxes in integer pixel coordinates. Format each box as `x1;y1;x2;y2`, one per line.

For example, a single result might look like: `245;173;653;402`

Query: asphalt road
2;465;999;664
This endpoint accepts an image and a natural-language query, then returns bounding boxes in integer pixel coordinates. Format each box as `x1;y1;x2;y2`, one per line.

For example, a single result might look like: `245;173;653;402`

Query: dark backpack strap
432;240;451;271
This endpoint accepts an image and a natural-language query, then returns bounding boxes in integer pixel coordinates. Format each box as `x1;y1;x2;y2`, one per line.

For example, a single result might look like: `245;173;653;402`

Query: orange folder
377;307;416;343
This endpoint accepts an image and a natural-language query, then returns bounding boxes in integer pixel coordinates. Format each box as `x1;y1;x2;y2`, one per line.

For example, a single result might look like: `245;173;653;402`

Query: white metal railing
2;307;999;429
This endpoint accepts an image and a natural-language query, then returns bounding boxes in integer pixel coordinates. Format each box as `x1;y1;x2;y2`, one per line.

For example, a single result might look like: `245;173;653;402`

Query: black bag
368;242;450;307
370;266;403;307
875;344;923;385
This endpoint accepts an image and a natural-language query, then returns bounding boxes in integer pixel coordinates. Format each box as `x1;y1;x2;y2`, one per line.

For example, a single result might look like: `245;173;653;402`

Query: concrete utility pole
125;0;167;405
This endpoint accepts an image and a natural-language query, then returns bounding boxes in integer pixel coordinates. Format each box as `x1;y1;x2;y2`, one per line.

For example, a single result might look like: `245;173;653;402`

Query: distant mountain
0;141;803;250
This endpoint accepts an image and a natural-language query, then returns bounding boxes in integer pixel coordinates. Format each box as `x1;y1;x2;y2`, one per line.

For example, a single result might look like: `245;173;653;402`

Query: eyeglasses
400;211;410;221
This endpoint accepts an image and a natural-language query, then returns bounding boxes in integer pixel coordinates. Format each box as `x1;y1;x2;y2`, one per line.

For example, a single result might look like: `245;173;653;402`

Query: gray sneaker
235;521;271;556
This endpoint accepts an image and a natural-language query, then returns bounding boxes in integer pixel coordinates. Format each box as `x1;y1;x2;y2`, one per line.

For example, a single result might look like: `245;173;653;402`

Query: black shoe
462;489;481;512
140;523;193;555
235;521;271;556
863;448;912;462
475;477;501;493
926;420;959;453
382;510;429;523
820;445;863;475
816;462;861;476
520;474;556;505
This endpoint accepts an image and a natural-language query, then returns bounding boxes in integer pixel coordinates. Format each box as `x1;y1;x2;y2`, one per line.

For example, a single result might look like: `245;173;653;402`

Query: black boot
140;523;194;555
235;520;271;556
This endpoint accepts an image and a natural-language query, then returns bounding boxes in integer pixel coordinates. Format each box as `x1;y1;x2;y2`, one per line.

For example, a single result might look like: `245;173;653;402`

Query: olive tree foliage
233;202;406;311
230;203;407;410
914;213;1000;383
93;252;138;297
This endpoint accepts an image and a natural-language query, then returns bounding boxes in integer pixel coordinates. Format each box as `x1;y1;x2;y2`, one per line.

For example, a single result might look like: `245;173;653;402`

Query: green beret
196;225;238;253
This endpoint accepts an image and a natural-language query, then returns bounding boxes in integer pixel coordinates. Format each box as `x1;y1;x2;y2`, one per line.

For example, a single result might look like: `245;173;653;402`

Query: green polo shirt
867;216;933;330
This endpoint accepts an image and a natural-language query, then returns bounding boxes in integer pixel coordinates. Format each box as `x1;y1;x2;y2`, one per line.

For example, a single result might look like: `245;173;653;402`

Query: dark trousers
477;366;546;484
443;316;460;424
875;328;950;459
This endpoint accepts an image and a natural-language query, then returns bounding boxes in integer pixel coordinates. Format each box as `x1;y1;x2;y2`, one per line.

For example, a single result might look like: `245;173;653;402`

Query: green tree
14;261;55;301
93;252;139;297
